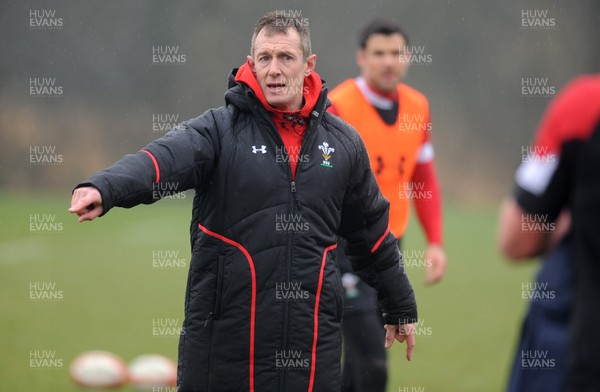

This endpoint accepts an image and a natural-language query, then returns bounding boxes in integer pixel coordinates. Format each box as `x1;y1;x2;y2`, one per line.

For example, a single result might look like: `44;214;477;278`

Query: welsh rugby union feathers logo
318;142;334;168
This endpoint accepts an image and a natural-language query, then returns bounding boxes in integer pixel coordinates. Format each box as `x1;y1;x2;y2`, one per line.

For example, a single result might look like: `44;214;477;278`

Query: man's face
249;28;316;111
357;33;409;93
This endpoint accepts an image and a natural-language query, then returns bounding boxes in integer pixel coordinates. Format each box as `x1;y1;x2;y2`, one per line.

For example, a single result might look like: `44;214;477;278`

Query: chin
267;97;290;109
379;82;397;93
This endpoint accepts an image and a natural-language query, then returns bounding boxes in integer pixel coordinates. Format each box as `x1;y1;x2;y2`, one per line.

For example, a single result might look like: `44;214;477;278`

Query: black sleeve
75;110;220;215
514;141;580;221
339;137;417;325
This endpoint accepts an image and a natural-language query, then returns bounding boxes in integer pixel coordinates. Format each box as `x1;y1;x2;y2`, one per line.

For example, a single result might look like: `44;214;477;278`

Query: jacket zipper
249;104;294;392
280;109;321;392
248;92;325;391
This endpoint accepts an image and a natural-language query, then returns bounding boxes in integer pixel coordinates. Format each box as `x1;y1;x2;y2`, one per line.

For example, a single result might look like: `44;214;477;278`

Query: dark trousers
507;237;573;392
338;237;402;392
341;296;387;392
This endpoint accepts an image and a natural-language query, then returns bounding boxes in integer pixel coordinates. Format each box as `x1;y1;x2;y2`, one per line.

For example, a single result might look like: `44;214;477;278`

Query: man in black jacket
69;11;417;392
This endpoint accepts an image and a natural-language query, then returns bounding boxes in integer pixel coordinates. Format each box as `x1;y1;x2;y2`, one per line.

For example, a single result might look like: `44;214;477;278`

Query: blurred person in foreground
498;73;600;392
328;19;446;392
503;213;573;392
68;11;418;392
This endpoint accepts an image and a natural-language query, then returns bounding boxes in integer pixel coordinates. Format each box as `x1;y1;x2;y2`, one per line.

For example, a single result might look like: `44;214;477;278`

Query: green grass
0;194;537;391
391;203;537;392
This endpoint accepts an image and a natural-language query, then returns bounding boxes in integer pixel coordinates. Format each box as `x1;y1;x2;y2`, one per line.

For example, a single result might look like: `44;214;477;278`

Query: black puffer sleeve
75;109;221;215
338;134;418;325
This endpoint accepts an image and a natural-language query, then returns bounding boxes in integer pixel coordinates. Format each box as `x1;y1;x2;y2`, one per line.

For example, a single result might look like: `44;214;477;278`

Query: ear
304;54;317;76
247;55;256;73
356;49;365;69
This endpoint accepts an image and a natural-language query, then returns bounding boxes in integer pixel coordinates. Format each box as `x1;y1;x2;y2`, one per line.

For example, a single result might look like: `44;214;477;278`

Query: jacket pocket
213;255;225;320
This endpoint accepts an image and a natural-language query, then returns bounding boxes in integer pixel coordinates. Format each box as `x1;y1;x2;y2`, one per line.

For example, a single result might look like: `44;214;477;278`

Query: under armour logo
252;145;267;154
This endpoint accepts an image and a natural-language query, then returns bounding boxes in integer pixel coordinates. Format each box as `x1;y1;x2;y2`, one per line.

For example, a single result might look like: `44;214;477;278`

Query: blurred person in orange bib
328;19;446;392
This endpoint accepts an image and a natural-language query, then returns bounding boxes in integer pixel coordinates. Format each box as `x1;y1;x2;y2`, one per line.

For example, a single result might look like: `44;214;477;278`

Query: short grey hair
251;11;312;60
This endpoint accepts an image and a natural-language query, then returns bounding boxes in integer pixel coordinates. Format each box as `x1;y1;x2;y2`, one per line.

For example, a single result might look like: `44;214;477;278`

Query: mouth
266;82;287;94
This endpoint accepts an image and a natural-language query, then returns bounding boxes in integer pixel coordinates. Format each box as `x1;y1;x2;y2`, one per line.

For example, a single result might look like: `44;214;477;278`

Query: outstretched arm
67;111;221;220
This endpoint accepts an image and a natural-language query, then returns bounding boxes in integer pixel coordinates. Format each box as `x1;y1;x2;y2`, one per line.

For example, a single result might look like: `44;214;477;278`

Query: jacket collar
226;62;330;118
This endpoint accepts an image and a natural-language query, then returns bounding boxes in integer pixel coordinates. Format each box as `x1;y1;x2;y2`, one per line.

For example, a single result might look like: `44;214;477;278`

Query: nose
267;58;282;77
383;52;397;67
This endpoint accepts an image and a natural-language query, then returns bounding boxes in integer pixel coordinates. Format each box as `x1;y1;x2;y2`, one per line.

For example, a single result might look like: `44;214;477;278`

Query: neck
271;96;304;113
355;77;397;110
361;76;398;100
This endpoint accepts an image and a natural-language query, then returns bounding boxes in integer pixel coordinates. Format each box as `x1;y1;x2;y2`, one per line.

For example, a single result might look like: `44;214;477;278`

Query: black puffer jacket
77;70;417;392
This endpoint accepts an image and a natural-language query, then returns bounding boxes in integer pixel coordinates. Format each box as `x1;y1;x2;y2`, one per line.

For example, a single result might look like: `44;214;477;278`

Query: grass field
0;193;537;391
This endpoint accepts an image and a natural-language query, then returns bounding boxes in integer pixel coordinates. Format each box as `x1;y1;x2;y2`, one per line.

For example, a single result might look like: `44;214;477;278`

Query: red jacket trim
308;243;338;392
371;225;391;253
197;224;257;392
140;149;160;184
